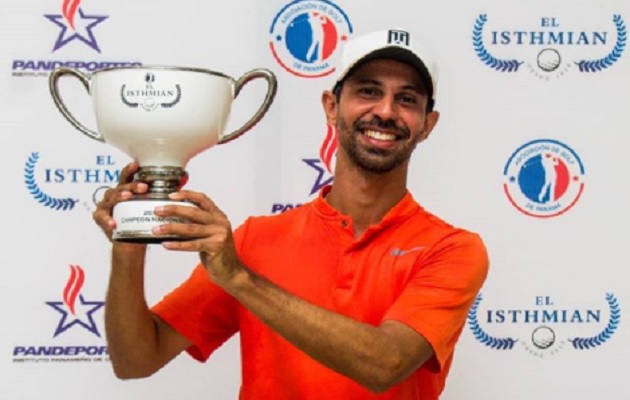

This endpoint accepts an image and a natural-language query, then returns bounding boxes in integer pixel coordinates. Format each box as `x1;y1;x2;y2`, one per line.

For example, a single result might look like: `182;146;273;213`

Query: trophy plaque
49;65;277;243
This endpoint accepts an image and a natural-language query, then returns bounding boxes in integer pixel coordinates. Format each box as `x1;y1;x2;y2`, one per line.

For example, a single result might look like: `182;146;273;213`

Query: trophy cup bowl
49;65;277;243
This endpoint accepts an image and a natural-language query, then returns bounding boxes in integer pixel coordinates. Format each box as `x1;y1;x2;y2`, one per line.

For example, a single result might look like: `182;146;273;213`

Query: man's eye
358;87;378;96
399;95;418;104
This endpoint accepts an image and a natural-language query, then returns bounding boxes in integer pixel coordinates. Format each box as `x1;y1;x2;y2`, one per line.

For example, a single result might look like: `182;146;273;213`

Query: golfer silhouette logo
503;139;585;218
269;0;353;78
538;154;560;203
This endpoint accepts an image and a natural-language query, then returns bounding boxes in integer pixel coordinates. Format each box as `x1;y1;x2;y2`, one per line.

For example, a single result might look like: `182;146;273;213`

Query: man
94;28;489;399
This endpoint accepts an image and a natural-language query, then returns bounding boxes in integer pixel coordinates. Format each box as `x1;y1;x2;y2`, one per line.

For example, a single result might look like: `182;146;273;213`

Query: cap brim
334;46;434;99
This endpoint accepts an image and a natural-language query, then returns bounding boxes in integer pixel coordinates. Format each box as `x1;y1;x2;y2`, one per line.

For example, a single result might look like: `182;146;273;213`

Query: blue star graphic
303;159;334;195
46;294;105;338
44;8;108;53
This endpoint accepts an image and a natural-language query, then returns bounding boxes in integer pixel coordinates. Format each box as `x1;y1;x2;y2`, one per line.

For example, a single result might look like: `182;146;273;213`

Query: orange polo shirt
152;185;489;399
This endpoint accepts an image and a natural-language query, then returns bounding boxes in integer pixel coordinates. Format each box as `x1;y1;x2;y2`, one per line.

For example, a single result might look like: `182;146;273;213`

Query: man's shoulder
410;204;486;248
407;206;489;284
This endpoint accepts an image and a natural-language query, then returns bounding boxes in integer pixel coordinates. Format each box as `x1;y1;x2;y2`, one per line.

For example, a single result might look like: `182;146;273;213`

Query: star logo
44;0;108;53
303;123;338;195
47;295;105;337
46;265;105;338
303;159;334;195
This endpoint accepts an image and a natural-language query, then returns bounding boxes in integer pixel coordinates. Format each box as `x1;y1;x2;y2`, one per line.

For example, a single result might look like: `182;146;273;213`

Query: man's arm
93;162;192;379
226;269;433;393
220;232;488;392
104;243;192;379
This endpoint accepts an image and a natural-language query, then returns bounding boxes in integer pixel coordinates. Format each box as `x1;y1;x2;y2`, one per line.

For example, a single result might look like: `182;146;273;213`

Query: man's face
328;59;437;174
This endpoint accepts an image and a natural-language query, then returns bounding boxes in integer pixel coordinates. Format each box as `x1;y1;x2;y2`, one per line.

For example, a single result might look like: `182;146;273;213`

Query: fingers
119;161;140;184
93;161;147;239
158;225;229;251
152;192;241;285
168;191;226;218
152;192;232;250
153;191;229;228
152;203;229;237
154;202;220;226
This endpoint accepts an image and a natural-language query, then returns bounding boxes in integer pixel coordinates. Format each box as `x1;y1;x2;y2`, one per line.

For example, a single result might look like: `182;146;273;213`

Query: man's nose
371;95;397;121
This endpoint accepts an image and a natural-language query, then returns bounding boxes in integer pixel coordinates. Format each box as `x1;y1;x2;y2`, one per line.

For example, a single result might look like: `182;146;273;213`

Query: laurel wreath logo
575;15;626;72
469;293;620;352
474;14;625;74
24;152;78;211
568;293;620;349
160;85;182;108
472;14;523;72
467;294;519;350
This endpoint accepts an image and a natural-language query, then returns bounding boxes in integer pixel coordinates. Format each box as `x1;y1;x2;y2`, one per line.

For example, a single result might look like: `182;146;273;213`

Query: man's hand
92;161;148;243
152;191;244;286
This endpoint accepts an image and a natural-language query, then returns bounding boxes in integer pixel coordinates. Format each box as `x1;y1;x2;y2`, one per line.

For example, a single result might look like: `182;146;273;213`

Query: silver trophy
49;65;277;243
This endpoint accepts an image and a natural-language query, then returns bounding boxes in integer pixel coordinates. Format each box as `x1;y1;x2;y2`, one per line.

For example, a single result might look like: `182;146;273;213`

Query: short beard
337;116;416;174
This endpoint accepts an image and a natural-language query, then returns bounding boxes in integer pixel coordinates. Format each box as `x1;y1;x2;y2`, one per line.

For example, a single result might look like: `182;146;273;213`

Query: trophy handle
49;67;105;143
218;68;278;144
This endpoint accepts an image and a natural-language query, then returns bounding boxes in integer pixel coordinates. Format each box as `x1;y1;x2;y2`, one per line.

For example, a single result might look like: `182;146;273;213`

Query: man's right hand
92;161;148;243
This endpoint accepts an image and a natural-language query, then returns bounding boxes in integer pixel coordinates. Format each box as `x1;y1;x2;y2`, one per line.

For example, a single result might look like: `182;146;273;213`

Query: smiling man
95;28;490;400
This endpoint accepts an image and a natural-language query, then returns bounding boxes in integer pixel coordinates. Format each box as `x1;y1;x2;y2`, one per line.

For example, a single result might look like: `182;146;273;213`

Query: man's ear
418;110;440;142
321;90;338;126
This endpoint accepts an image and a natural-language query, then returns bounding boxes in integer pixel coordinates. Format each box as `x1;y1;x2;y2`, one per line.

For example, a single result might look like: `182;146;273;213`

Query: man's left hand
152;191;243;287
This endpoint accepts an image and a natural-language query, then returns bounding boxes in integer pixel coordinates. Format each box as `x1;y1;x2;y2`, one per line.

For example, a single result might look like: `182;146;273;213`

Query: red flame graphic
63;265;85;315
62;0;81;30
319;123;338;173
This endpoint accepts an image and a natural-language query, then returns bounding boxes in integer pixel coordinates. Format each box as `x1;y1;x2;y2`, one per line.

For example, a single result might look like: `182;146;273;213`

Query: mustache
354;118;410;138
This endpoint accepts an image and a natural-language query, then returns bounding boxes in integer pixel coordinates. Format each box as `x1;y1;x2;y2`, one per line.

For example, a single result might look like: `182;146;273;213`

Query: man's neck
325;161;408;238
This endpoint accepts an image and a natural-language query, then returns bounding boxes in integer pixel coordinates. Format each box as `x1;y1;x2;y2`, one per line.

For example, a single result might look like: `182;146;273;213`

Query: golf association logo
473;14;626;79
503;139;585;218
468;293;620;358
269;0;353;78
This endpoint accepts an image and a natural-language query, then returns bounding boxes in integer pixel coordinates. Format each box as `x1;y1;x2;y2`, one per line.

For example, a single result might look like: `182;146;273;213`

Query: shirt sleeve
381;230;489;371
150;218;252;362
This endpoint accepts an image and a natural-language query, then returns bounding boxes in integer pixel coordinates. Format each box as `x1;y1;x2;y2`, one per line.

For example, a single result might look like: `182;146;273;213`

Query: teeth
363;130;396;141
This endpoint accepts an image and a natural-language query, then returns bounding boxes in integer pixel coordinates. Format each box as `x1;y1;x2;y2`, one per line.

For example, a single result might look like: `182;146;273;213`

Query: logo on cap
388;30;410;46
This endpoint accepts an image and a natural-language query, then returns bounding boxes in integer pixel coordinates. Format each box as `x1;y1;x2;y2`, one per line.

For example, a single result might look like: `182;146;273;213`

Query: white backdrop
1;0;628;399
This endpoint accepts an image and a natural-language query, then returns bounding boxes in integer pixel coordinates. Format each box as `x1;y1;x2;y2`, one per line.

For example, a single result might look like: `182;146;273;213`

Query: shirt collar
310;184;421;227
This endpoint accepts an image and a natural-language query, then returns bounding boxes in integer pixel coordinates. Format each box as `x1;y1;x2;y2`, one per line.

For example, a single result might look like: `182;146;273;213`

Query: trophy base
112;198;197;244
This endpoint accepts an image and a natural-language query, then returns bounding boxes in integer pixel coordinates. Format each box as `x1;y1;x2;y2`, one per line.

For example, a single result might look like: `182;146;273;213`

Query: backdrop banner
1;0;627;399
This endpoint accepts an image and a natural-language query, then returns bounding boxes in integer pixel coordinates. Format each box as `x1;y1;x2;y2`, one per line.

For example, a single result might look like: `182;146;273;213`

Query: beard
337;116;418;174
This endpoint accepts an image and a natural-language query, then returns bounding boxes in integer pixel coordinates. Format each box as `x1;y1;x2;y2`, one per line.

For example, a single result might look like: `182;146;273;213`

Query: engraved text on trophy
120;73;182;111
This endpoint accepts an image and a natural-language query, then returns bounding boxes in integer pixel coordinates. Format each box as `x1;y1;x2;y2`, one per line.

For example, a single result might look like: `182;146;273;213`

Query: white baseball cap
332;28;439;106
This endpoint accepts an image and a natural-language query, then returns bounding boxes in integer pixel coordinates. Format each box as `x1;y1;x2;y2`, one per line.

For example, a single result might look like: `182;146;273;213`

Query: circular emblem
269;0;353;78
531;326;556;350
503;139;585;218
537;48;562;72
92;186;110;206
